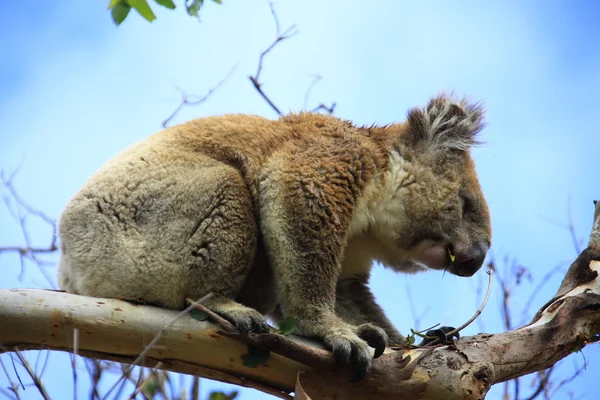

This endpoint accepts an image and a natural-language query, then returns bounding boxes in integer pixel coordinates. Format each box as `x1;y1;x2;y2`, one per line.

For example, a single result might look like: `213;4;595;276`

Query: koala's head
390;94;491;277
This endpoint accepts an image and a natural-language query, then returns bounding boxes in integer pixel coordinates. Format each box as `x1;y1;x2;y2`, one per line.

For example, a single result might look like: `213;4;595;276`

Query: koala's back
57;112;364;309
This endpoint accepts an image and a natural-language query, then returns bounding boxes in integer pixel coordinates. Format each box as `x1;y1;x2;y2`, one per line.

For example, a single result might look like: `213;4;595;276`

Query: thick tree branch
1;201;599;399
0;289;324;398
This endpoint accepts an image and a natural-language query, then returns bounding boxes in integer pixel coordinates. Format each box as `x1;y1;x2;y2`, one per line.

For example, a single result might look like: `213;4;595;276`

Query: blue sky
1;1;599;399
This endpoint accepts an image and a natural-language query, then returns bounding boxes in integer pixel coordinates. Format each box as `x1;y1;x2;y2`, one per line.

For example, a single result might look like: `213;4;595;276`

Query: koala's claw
215;308;270;336
323;325;376;383
356;323;388;358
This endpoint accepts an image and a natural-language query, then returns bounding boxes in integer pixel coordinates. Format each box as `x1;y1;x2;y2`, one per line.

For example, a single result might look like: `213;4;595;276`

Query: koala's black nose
449;241;489;277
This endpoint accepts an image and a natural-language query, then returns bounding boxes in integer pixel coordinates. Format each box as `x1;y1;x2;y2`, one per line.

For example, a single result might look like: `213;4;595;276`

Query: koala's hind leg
59;160;266;334
180;165;269;334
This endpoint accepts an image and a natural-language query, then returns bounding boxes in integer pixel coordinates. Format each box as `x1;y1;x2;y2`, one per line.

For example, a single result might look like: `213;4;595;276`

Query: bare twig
0;388;17;400
0;170;57;287
589;200;600;249
404;284;430;331
101;294;213;400
190;376;200;400
522;368;552;400
185;297;237;333
567;196;583;254
545;359;586;399
303;75;322;110
12;349;51;400
520;262;568;325
302;75;336;114
73;328;79;400
312;103;336;114
248;3;298;115
128;362;163;399
83;359;103;400
162;64;237;128
0;357;22;400
185;298;335;371
422;269;494;347
8;353;24;390
539;197;585;256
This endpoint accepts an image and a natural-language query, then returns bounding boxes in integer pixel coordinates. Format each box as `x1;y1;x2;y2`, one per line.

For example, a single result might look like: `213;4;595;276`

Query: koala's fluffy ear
405;94;485;152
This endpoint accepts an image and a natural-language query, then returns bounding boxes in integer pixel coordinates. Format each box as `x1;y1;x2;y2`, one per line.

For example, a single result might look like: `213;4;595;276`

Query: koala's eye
461;193;475;215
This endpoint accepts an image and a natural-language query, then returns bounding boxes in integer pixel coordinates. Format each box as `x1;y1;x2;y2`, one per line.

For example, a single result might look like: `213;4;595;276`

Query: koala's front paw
323;323;387;382
214;306;270;335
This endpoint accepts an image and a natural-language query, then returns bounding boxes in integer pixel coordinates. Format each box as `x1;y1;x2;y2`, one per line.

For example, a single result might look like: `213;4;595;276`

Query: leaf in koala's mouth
448;247;456;263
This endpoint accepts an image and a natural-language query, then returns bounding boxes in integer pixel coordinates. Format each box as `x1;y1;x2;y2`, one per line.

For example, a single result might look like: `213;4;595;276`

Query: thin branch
101;294;213;400
404;284;430;331
186;298;335;371
301;75;336;114
0;357;22;400
522;368;552;400
190;376;200;400
73;328;79;400
8;353;24;391
589;200;600;249
493;258;513;331
12;349;51;400
128;362;163;400
567;196;582;254
0;170;57;287
162;64;237;128
546;360;586;399
248;3;298;115
303;75;321;110
520;262;568;325
422;269;493;346
0;388;17;400
311;103;336;114
83;359;103;400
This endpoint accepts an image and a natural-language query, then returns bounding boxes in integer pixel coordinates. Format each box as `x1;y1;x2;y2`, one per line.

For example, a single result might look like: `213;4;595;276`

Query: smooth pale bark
0;289;308;398
2;201;599;399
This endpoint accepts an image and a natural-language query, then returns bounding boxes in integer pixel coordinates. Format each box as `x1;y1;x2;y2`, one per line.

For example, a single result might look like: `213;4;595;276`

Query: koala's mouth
446;241;490;277
412;241;489;277
411;241;449;270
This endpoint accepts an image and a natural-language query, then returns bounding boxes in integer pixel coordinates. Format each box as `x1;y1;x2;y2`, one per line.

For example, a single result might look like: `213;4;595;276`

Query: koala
57;94;491;381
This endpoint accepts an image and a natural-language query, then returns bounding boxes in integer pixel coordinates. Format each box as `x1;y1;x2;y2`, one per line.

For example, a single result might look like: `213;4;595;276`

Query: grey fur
57;95;491;380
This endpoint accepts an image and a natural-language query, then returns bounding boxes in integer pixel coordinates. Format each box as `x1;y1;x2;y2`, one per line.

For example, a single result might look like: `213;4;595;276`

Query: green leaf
108;0;122;8
241;345;270;368
111;2;131;25
143;377;158;397
212;0;222;4
155;0;176;9
190;309;209;321
209;391;238;400
127;0;157;22
276;316;296;336
186;0;203;17
448;248;456;263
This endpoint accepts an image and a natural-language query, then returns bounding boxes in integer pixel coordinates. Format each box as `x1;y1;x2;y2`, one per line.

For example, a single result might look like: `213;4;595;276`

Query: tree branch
1;201;599;399
162;65;237;128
